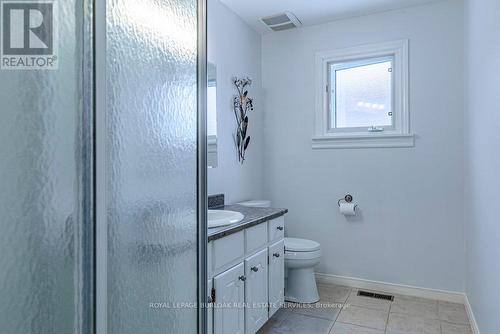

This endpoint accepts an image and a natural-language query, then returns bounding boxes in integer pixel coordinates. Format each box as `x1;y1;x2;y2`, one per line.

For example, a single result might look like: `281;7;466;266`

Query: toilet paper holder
338;194;355;207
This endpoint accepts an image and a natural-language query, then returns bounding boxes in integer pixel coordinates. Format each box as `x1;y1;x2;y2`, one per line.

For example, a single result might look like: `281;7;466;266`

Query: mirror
207;62;218;168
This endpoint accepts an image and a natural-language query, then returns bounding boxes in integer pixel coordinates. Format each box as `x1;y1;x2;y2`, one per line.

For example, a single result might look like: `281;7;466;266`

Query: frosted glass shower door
99;0;205;333
0;0;94;333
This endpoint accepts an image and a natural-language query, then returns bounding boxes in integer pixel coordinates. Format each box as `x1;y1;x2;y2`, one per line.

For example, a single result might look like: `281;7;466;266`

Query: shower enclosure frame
93;0;208;333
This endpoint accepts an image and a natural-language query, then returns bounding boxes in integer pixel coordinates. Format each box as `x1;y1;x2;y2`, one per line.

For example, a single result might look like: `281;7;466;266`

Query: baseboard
315;272;465;304
464;295;480;334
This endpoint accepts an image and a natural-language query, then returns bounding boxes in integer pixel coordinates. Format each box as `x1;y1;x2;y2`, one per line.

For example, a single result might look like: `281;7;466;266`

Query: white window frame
313;39;413;149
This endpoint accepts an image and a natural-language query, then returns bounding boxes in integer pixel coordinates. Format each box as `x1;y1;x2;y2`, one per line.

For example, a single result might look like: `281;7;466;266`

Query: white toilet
284;237;321;303
237;200;322;304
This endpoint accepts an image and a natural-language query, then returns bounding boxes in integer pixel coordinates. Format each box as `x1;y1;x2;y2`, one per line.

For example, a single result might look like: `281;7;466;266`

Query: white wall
207;0;265;204
465;0;500;332
262;0;465;291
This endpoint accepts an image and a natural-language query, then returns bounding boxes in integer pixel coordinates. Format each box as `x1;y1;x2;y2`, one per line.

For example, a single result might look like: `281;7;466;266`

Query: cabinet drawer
207;241;213;273
212;231;245;271
268;216;285;241
245;222;268;253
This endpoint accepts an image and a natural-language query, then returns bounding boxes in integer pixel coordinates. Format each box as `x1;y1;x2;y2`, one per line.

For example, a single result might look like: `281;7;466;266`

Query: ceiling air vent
260;11;302;32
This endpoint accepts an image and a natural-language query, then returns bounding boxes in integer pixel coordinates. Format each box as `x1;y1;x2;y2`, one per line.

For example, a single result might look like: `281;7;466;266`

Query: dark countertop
208;205;288;242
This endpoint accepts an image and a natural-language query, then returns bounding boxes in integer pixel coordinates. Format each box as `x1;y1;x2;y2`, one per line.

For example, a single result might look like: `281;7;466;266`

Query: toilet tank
237;200;271;208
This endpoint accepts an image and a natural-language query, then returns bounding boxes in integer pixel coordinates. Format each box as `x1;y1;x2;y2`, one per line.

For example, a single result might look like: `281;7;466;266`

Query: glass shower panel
0;0;93;333
105;0;199;333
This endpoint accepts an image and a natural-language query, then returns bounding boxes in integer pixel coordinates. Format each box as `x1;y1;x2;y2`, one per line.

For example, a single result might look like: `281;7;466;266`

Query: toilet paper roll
339;202;357;216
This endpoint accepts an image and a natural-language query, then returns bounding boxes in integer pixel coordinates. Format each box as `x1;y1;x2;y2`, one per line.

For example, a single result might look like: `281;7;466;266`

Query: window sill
311;133;414;149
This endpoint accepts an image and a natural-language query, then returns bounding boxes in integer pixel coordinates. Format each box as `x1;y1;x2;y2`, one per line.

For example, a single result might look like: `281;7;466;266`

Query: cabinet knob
276;226;284;231
238;275;246;281
273;253;280;258
251;266;259;272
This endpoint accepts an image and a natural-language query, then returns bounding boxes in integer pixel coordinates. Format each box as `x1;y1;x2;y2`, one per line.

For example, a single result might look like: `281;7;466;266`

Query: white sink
208;210;244;228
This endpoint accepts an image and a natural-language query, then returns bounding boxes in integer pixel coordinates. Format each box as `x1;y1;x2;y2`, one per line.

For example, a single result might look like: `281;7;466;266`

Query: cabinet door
214;263;245;334
208;279;213;334
245;249;269;334
268;240;285;317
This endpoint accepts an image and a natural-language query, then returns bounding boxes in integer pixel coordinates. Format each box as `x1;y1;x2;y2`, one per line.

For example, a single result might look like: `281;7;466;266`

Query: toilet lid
285;237;321;252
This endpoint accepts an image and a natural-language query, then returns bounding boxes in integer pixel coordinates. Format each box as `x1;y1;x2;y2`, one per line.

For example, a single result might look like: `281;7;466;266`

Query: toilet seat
285;249;321;260
285;237;320;252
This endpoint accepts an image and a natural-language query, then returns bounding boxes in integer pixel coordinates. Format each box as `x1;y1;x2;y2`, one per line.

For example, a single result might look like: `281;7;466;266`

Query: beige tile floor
258;283;472;334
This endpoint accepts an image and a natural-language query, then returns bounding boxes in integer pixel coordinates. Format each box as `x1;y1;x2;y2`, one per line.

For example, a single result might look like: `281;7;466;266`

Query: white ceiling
220;0;443;34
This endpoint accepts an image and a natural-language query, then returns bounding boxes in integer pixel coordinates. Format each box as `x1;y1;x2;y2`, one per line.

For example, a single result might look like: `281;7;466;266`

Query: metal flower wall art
233;77;253;164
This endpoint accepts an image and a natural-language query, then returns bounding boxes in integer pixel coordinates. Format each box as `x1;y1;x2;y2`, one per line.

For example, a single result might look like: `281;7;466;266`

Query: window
313;40;413;149
330;56;393;130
